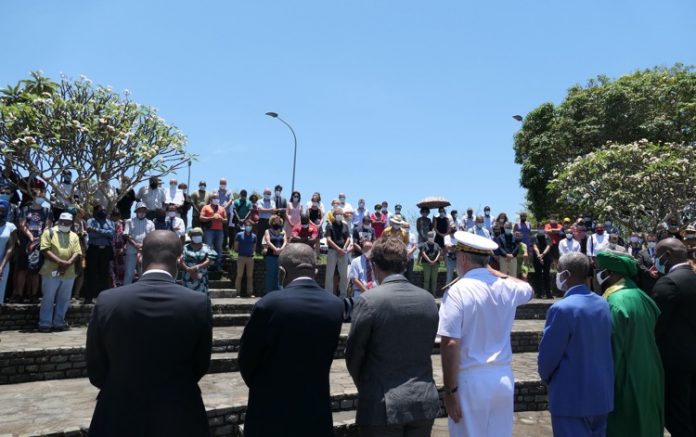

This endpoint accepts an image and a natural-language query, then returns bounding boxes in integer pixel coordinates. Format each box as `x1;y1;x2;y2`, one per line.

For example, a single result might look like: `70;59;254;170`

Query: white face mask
168;211;177;218
211;199;220;205
335;215;343;222
596;269;610;286
219;185;226;190
191;235;203;244
647;241;657;249
58;225;71;233
555;270;569;292
136;212;146;219
275;190;281;196
428;237;434;243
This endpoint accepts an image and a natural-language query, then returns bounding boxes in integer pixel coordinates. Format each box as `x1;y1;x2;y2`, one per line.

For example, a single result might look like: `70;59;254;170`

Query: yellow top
382;226;409;244
39;227;82;279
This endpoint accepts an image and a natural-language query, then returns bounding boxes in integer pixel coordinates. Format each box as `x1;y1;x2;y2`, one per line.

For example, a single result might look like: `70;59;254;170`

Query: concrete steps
0;353;547;436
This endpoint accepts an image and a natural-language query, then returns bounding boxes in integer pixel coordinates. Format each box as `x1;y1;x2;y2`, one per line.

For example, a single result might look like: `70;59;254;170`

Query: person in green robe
596;250;665;436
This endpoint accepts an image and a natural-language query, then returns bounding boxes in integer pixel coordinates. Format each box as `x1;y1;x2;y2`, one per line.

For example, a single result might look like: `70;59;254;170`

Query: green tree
548;141;696;232
514;64;696;218
0;72;192;212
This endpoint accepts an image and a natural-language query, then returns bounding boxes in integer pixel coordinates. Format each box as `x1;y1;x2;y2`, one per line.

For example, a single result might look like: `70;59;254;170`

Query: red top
545;223;563;245
292;223;318;240
370;213;387;238
200;204;227;230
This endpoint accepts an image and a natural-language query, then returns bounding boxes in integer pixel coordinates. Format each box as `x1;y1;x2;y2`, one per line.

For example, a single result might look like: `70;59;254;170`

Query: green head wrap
596;250;638;277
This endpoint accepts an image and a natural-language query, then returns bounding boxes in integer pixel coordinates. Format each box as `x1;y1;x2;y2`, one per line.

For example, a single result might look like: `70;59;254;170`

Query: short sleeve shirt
235;231;257;257
257;198;276;219
326;222;350;248
437;268;533;370
124;217;155;254
39;228;82;278
421;242;441;260
200;205;226;231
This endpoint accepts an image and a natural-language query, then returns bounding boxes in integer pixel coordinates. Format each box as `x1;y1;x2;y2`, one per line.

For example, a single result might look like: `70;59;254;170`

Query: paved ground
0;320;545;352
0;353;540;435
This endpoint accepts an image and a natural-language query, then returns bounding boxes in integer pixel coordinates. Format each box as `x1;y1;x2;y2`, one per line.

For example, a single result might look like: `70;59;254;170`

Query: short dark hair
370;238;407;274
275;184;282;191
240;189;247;196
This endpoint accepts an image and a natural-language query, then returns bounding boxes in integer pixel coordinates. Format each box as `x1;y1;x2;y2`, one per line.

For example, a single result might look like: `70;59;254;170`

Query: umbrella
417;196;451;209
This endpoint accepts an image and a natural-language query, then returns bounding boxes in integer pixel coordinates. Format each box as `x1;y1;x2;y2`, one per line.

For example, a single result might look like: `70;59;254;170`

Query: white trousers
325;249;349;297
448;366;514;437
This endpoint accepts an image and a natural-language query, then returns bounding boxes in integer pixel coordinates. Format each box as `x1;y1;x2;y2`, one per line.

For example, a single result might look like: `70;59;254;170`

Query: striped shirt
123;217;155;254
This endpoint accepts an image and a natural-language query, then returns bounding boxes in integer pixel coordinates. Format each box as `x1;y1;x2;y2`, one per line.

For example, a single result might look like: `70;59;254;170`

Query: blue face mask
655;254;667;274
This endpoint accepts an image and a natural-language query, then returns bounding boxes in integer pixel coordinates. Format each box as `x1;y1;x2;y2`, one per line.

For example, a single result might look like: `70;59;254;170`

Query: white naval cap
58;212;74;221
453;230;498;255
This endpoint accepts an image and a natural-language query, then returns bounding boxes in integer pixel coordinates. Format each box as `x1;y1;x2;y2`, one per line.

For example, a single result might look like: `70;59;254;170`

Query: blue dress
264;230;285;294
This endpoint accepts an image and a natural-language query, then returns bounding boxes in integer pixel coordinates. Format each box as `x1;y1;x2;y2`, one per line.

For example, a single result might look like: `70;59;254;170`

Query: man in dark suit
635;233;659;294
346;238;440;436
86;230;213;437
239;243;344;437
653;238;696;436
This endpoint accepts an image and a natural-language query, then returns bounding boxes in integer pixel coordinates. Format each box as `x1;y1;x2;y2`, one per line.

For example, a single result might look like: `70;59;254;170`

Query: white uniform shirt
437;268;532;371
558;237;581;255
588;233;609;256
165;187;184;206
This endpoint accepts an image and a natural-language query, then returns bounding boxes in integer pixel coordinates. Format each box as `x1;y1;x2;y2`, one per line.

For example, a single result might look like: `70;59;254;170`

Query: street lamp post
265;112;298;194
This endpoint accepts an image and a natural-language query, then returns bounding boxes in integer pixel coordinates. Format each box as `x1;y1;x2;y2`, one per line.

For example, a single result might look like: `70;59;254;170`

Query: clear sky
3;0;695;222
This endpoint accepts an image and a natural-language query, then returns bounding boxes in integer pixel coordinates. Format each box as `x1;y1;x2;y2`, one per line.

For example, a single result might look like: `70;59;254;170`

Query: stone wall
0;304;93;332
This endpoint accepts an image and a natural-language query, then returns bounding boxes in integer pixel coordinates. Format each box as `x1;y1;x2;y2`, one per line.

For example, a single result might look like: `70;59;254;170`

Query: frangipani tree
548;140;696;232
0;71;193;212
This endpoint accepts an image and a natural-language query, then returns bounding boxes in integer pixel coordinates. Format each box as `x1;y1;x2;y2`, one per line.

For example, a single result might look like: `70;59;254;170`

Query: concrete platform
0;354;546;436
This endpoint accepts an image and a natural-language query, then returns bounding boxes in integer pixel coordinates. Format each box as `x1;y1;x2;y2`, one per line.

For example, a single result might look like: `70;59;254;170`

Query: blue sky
3;0;695;222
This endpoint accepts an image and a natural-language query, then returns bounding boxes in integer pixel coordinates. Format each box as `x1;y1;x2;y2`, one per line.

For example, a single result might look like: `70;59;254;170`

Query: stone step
0;321;544;384
209;288;238;299
0;297;554;331
0;353;546;436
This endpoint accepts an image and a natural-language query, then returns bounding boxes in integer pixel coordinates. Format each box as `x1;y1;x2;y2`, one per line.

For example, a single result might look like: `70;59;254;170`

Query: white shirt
137;186;166;211
558;237;581;255
165;187;184;206
407;232;417;260
588;233;609;256
165;216;186;238
438;268;532;371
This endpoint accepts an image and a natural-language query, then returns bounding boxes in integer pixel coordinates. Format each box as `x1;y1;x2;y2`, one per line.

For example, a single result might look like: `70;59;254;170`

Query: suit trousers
325;249;349;297
84;245;113;299
551;414;608;437
665;368;696;436
359;419;434;437
235;256;254;296
39;275;74;328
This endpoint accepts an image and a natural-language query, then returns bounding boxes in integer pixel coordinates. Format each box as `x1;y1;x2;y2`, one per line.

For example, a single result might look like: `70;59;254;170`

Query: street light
265;112;298;193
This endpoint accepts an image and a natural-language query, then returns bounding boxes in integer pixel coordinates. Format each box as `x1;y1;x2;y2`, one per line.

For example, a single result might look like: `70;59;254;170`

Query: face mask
381;208;388;213
427;237;434;243
58;225;71;233
181;188;188;194
168;211;177;218
199;185;206;191
262;194;270;200
476;223;483;229
34;197;46;206
339;197;346;203
566;233;573;240
363;224;371;229
555;270;569;291
595;269;610;286
439;212;446;217
292;196;299;202
95;210;107;220
358;202;365;208
647;241;657;249
596;229;604;235
170;183;177;188
302;224;309;229
275;191;281;196
335;215;343;222
505;229;512;235
136;212;146;219
0;194;10;202
630;236;639;243
244;226;252;233
150;182;158;189
272;224;282;230
211;199;220;205
484;211;490;216
655;254;667;274
312;201;319;206
191;235;203;244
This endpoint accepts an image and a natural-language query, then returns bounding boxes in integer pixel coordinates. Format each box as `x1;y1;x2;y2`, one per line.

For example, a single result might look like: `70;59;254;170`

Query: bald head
656;237;688;271
142;230;183;276
279;243;317;285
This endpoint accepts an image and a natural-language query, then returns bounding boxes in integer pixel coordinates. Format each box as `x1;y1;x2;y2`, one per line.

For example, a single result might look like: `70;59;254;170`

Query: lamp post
265;112;298;194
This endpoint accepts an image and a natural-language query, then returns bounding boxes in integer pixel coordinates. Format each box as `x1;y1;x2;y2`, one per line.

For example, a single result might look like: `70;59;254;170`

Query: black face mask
95;210;107;220
272;225;282;230
150;182;158;189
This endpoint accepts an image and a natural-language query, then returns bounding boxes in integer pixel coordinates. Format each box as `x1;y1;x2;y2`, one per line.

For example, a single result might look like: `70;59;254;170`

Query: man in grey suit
345;237;440;436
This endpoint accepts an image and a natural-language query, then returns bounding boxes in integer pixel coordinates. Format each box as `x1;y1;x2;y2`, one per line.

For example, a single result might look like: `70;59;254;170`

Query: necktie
167;220;173;231
365;257;373;283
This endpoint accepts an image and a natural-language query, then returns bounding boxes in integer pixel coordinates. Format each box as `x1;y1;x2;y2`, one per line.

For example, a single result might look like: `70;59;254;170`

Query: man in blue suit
538;252;614;436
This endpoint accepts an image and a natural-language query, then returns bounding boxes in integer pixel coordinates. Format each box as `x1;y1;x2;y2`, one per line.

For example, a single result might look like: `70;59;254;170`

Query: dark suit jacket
635;248;659;295
238;278;344;437
86;272;213;437
345;274;440;426
653;264;696;371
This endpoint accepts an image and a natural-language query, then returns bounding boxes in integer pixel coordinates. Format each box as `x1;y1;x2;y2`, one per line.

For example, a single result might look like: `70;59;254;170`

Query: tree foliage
548;141;696;232
0;71;192;211
514;64;696;219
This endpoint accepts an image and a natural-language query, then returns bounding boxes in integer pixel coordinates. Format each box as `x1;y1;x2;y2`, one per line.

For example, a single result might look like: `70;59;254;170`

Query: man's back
239;278;344;437
438;267;532;369
538;286;614;417
346;275;440;425
653;265;696;370
86;272;213;437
